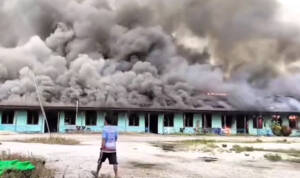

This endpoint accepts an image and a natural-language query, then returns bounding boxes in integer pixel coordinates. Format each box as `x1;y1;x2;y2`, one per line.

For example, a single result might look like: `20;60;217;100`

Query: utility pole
76;99;79;127
31;71;51;137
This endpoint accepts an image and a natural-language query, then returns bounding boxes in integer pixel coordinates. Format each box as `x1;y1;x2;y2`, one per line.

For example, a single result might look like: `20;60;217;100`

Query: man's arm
101;138;106;150
101;130;107;150
115;131;118;141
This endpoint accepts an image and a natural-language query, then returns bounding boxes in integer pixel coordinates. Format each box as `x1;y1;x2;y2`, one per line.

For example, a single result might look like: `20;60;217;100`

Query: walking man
92;113;119;178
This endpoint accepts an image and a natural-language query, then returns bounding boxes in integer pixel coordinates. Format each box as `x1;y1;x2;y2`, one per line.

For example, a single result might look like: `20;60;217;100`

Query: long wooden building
0;105;299;136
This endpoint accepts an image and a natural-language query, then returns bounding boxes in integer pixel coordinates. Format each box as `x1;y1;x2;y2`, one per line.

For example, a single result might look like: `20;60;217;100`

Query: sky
278;0;300;26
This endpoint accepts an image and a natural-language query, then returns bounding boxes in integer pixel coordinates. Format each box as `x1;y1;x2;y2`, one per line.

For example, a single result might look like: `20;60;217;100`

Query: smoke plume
1;0;300;111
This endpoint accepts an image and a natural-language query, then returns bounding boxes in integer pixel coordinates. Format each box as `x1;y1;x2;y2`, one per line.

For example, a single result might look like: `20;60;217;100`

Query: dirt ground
1;133;300;178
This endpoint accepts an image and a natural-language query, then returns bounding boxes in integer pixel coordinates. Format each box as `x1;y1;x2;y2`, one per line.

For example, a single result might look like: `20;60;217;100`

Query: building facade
0;105;300;136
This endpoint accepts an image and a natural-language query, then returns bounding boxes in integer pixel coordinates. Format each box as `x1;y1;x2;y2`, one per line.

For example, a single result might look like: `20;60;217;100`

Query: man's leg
113;164;118;178
109;152;118;178
95;161;102;177
92;151;104;178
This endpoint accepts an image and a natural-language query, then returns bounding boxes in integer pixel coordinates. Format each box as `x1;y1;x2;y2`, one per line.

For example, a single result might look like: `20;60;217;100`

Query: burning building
0;105;300;136
1;0;300;135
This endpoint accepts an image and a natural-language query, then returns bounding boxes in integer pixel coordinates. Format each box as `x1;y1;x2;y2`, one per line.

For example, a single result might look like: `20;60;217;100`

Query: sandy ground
1;133;300;178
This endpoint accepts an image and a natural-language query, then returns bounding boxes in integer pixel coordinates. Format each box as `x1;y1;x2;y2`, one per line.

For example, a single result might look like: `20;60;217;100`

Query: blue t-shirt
102;126;118;152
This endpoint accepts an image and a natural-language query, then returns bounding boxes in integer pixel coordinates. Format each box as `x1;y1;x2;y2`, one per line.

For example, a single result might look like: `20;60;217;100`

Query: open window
86;111;97;126
1;111;14;124
222;114;233;128
184;113;193;127
164;113;174;127
65;111;76;125
27;111;39;125
289;115;299;129
129;113;139;126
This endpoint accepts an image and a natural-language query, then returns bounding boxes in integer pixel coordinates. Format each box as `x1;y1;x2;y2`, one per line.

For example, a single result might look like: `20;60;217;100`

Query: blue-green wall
1;110;300;136
126;113;146;133
15;111;44;133
212;113;222;128
58;111;85;133
84;112;105;132
163;113;184;134
118;112;127;132
183;114;202;134
0;111;43;133
158;114;164;134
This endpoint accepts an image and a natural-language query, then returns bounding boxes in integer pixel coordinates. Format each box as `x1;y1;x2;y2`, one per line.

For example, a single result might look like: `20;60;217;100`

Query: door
145;114;158;134
44;111;59;133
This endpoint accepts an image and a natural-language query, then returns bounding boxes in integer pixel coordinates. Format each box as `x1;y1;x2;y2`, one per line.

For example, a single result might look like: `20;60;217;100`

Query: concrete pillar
282;115;289;126
117;112;127;132
231;115;237;134
158;114;164;134
212;113;222;128
58;112;65;133
97;112;105;132
193;114;202;134
174;113;184;133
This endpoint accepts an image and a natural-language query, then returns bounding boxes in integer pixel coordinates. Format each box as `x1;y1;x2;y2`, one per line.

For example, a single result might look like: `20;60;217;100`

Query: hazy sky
278;0;300;26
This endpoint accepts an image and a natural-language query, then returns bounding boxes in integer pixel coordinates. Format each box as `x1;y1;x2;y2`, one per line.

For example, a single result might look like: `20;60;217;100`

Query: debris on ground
199;156;218;162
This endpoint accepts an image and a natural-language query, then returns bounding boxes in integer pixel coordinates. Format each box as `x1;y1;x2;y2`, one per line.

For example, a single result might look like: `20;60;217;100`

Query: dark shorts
99;152;118;165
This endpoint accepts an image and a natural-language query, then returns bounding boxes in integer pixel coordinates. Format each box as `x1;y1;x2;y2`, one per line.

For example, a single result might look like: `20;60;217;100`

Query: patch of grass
264;154;282;162
276;139;291;144
206;143;219;148
14;137;80;145
152;143;176;151
180;139;216;146
152;139;218;152
255;138;263;143
232;145;254;153
287;158;300;163
259;148;300;155
200;147;214;153
129;161;159;169
288;152;300;157
0;151;54;178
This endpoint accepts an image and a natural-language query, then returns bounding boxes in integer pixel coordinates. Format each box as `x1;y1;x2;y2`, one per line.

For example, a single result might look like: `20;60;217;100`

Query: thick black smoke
0;0;300;111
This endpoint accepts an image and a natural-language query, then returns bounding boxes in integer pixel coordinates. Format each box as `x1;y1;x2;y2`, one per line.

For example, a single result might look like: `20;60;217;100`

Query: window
1;111;14;124
27;111;39;125
65;111;76;125
289;115;299;129
86;111;97;126
222;115;233;128
253;116;263;129
184;113;193;127
164;113;174;127
129;113;139;126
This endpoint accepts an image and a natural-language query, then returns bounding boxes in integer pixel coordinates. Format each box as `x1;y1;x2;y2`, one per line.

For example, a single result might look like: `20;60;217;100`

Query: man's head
105;112;114;125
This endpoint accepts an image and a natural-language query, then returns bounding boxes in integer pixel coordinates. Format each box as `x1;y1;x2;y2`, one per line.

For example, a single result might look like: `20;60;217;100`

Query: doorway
44;111;59;133
236;115;249;134
145;114;158;133
202;113;212;128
